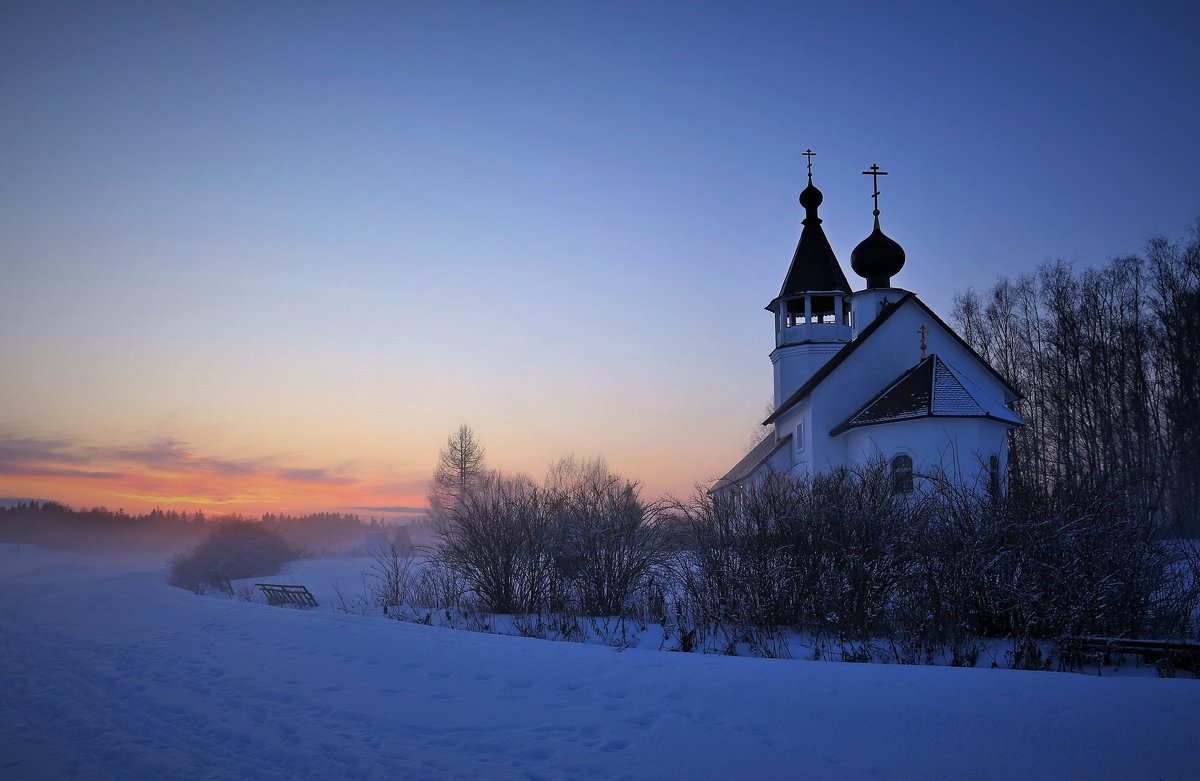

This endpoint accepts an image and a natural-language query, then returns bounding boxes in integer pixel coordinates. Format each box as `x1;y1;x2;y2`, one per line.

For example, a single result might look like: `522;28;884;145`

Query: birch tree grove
952;222;1200;534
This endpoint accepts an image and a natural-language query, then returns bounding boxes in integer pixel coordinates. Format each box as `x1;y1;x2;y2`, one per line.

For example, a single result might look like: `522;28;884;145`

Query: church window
810;295;835;323
795;421;805;453
891;454;913;494
786;299;804;327
988;454;1001;495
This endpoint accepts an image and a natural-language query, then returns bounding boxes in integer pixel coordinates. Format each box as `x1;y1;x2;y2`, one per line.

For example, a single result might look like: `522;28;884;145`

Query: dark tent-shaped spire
777;168;852;297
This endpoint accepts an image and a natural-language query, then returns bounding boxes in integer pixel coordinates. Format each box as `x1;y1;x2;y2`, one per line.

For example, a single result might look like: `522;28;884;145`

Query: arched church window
891;454;913;494
988;454;1000;495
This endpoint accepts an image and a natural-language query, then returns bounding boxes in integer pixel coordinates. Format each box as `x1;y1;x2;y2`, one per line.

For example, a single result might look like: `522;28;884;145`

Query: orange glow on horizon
113;493;286;507
0;436;429;518
0;423;728;520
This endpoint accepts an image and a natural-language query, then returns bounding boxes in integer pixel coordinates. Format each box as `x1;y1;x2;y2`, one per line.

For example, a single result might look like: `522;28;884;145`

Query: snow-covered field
2;544;1198;780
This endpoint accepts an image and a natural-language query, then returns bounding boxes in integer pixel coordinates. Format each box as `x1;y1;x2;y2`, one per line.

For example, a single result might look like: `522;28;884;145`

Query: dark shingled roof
717;433;793;487
763;292;1023;426
777;220;852;298
829;354;1024;436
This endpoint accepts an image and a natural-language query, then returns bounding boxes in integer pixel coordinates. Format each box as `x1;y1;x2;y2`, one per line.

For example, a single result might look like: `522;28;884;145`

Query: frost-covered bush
431;459;668;619
673;462;917;655
418;450;1198;662
543;457;667;617
973;476;1194;642
431;471;555;614
168;520;297;591
671;464;1198;658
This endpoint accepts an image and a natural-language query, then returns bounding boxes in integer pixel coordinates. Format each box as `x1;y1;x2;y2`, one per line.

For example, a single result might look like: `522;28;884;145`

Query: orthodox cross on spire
861;163;889;217
918;325;928;361
803;149;816;182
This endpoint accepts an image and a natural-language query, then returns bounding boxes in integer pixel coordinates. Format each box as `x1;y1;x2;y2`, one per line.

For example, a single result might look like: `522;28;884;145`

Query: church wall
803;297;1017;474
770;399;812;479
843;417;1011;490
767;435;802;479
849;287;903;334
803;307;924;470
771;342;844;410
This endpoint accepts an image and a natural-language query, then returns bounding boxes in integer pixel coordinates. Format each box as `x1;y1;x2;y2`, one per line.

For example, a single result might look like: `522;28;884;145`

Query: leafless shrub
432;471;554;614
368;538;418;614
545;456;668;617
670;461;918;654
331;582;370;615
667;460;1196;661
670;473;804;646
416;435;1197;664
168;520;297;591
232;582;258;603
586;615;642;649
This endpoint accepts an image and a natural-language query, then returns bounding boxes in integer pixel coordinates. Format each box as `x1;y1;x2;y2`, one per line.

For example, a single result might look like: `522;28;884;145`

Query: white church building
719;159;1023;495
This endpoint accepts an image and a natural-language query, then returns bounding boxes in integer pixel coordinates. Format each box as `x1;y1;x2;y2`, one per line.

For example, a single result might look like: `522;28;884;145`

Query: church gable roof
829;354;1024;436
764;292;1023;426
911;294;1022;403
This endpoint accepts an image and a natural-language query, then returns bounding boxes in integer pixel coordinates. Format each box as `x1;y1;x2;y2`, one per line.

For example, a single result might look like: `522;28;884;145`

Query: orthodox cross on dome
861;163;889;217
803;149;816;182
919;325;928;361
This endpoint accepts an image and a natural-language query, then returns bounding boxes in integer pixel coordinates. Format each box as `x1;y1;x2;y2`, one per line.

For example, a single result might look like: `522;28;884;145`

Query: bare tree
746;400;776;450
428;424;487;519
544;456;667;616
950;222;1200;532
433;471;554;614
1148;226;1200;534
368;537;417;614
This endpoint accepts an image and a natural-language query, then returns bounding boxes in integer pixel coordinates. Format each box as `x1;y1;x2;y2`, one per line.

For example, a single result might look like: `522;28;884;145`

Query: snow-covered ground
2;544;1198;780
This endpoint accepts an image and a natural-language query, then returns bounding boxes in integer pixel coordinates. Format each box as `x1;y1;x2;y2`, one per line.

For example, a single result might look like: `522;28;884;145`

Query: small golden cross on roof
919;325;928;361
803;149;816;181
861;163;889;216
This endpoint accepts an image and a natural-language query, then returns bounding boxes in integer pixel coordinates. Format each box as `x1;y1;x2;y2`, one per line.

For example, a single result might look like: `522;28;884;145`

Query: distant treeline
0;501;433;553
953;222;1200;535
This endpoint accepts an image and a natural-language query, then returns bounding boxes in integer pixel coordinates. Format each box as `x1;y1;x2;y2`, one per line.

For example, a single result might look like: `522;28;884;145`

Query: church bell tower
765;151;853;409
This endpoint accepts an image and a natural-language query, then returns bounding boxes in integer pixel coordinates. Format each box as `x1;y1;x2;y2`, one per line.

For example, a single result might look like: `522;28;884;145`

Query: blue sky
2;0;1196;512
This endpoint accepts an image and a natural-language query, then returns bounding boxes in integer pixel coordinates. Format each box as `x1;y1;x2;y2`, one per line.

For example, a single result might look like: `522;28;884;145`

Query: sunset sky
2;1;1197;518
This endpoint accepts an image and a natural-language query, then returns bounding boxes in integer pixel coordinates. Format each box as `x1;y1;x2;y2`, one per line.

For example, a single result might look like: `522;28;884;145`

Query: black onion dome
799;180;823;212
851;217;905;288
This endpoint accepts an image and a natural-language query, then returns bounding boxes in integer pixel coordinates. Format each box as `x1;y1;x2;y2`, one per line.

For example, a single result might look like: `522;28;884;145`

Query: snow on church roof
829;354;1024;436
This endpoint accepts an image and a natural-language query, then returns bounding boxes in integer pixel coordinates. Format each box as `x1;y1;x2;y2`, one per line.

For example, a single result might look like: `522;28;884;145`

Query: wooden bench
1061;636;1200;674
256;583;319;608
